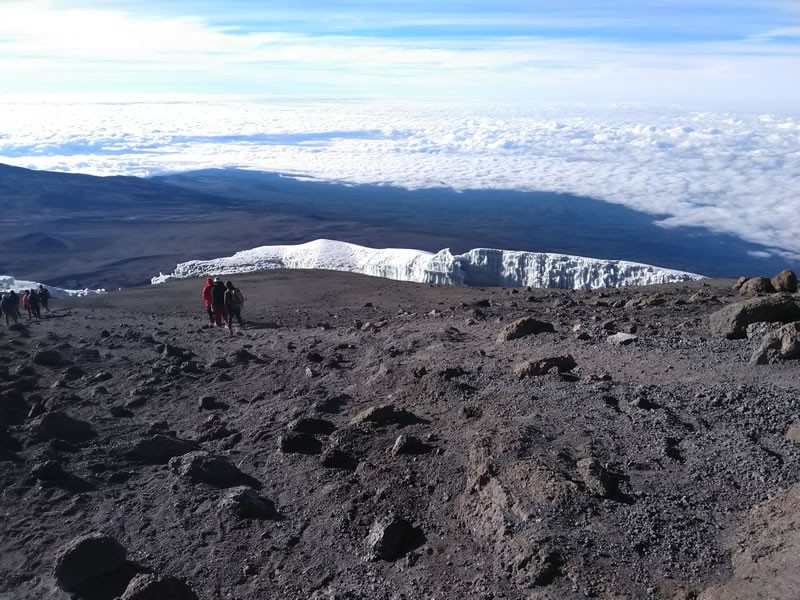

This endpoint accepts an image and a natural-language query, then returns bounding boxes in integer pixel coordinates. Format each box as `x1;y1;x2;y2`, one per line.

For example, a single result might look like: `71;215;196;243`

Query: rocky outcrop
708;296;800;339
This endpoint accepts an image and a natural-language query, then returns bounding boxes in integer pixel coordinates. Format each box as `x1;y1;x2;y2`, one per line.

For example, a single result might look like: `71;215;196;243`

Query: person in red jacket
201;277;215;324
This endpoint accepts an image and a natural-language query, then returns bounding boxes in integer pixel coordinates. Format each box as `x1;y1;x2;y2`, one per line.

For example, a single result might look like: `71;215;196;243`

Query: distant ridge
152;239;703;290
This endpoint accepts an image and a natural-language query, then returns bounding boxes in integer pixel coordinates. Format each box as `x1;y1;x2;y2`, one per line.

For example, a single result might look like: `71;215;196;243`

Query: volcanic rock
391;434;432;455
278;431;323;454
771;269;798;293
513;355;577;378
121;574;198;600
169;451;248;487
739;277;775;296
576;458;618;499
607;332;638;345
349;404;422;426
218;486;276;519
126;435;197;464
29;411;96;443
0;389;29;426
708;295;800;339
750;321;800;364
497;317;555;342
53;532;127;592
364;514;424;561
32;349;68;367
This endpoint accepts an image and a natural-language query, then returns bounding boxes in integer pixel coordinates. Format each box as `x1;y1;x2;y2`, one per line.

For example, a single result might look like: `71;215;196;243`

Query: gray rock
278;432;322;454
126;435;197;464
121;573;198;600
32;349;68;367
0;389;29;426
53;532;127;591
29;411;96;443
287;417;335;435
739;277;776;296
607;332;638;345
61;366;85;381
576;458;618;498
708;295;800;339
771;269;798;293
169;451;246;487
750;321;800;364
349;404;421;426
391;434;432;456
497;317;555;342
513;355;577;379
218;486;276;519
364;514;423;561
199;395;217;410
32;459;63;481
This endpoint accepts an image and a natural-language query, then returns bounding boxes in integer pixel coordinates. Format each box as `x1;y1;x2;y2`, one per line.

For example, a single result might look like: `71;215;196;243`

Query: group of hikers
0;285;50;325
202;277;245;333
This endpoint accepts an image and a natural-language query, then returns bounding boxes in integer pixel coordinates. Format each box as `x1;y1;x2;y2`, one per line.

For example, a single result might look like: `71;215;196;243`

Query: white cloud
0;100;798;259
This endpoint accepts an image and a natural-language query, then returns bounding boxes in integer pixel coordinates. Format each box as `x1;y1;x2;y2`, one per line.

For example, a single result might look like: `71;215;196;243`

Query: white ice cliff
0;275;105;298
151;239;703;289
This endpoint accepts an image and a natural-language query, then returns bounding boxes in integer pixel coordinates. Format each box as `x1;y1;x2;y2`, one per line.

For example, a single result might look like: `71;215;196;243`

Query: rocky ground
1;270;798;599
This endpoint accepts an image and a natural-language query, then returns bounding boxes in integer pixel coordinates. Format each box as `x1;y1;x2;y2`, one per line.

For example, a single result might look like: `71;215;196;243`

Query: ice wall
151;239;702;289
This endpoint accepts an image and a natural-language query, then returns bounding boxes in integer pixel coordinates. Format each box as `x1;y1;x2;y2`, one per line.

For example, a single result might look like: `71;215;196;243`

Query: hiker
38;284;50;313
28;289;41;319
0;293;17;325
21;291;31;319
201;277;215;324
210;277;228;327
8;290;21;319
224;280;245;332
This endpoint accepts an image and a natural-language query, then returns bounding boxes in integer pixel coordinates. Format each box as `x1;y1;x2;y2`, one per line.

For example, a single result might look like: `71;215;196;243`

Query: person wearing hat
210;277;228;327
201;277;215;324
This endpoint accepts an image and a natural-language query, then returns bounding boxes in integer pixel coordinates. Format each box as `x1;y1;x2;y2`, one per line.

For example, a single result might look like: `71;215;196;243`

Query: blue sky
1;0;799;110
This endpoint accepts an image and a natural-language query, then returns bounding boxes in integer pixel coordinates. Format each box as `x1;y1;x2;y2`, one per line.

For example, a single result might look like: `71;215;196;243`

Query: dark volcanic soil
1;271;798;599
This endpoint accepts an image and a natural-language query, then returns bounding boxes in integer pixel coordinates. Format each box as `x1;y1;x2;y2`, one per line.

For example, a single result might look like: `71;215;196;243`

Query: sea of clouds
1;99;798;259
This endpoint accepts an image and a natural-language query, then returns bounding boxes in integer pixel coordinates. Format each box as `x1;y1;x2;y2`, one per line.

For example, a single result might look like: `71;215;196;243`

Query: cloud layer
1;100;798;259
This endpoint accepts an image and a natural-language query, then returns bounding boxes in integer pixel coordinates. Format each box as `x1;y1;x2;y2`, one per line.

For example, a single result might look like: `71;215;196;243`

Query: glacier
0;275;106;298
151;239;703;289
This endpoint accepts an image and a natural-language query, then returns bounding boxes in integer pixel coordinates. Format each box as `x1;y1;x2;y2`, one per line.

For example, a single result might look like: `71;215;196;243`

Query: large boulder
708;296;800;339
739;277;775;296
750;322;800;364
771;269;798;293
53;533;127;592
218;486;276;519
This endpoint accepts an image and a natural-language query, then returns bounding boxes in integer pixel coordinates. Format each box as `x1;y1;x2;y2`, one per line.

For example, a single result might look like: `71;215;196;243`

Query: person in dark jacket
28;289;41;319
8;290;21;319
38;285;50;312
224;280;245;332
201;277;215;324
0;293;17;325
210;277;228;327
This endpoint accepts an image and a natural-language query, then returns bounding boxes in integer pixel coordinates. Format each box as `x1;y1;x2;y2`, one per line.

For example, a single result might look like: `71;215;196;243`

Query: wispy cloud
0;1;798;110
